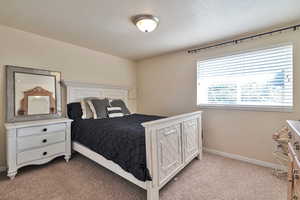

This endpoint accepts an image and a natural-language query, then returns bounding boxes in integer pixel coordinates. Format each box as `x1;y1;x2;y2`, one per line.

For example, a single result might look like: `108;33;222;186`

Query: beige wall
137;30;300;164
0;25;137;166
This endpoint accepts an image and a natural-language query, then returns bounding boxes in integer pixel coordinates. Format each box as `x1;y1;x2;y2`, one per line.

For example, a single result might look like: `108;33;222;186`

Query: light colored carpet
0;153;286;200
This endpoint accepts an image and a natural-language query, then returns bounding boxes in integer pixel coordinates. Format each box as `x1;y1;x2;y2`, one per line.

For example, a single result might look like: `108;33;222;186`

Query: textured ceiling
0;0;300;60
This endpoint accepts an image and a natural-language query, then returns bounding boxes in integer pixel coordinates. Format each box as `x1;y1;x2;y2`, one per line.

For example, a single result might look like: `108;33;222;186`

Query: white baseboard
204;148;286;170
0;151;285;172
0;166;7;173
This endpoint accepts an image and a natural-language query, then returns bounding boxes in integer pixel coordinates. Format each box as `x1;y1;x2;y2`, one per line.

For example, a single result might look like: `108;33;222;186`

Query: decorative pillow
67;102;83;120
80;97;99;119
88;98;110;119
107;107;124;118
110;99;130;115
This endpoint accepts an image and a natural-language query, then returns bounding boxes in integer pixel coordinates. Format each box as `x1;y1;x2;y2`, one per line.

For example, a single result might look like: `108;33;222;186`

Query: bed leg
196;149;203;160
147;182;159;200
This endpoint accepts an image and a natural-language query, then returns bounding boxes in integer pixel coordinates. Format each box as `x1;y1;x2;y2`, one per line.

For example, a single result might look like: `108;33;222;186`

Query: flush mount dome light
133;14;159;33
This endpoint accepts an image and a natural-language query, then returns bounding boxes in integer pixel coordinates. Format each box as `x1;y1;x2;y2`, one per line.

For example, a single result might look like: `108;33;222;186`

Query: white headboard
63;81;129;106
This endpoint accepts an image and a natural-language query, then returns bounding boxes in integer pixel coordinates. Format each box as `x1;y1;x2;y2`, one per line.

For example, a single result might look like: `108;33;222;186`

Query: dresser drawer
17;123;66;137
18;131;66;151
17;142;65;164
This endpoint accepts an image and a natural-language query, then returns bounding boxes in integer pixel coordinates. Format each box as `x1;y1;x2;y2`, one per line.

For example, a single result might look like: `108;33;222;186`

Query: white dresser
5;118;73;179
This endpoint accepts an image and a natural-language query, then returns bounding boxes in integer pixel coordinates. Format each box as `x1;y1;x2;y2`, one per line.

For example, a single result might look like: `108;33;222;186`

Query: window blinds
197;45;293;110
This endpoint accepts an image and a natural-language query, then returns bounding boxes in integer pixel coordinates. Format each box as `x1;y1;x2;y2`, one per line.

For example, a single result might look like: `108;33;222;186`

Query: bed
63;81;203;200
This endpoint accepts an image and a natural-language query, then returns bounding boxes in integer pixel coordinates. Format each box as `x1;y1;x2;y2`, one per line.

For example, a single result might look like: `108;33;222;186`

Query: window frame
196;43;294;112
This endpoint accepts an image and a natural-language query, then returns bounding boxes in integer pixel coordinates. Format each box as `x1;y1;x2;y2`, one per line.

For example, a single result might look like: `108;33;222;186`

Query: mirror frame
6;65;62;122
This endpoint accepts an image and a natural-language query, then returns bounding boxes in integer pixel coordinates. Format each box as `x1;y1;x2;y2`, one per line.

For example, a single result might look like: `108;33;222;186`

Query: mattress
71;114;164;181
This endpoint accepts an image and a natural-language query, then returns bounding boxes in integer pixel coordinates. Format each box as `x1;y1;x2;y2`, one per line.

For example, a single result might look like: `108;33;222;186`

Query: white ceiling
0;0;299;60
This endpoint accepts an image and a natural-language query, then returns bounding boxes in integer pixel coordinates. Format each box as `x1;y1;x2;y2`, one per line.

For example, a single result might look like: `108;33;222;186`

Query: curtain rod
187;24;300;54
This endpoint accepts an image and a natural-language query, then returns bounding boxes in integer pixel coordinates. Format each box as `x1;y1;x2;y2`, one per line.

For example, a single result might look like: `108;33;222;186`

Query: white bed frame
63;81;203;200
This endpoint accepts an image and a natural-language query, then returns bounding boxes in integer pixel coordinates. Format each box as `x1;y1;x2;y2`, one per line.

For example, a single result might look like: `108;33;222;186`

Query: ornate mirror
6;65;62;122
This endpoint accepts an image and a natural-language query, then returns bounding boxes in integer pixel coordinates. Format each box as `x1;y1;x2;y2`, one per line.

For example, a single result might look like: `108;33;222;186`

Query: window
197;45;293;111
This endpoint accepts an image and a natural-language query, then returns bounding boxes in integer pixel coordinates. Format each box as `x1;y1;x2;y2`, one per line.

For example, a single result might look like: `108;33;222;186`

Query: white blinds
197;45;293;109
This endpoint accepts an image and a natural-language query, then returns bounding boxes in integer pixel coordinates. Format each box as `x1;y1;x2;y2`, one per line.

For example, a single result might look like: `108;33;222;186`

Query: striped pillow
107;107;124;118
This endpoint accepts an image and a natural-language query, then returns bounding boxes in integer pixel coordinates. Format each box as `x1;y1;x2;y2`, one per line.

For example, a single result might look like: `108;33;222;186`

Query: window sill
197;104;293;113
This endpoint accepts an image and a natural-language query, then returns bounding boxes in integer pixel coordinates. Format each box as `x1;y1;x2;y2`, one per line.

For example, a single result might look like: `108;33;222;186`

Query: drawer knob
43;128;47;132
42;139;47;143
43;152;47;156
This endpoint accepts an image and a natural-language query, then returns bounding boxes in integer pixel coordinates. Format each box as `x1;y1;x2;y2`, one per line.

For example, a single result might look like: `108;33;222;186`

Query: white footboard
142;111;202;200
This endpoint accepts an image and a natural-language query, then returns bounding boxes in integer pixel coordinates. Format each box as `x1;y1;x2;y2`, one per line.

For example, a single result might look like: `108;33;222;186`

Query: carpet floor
0;153;286;200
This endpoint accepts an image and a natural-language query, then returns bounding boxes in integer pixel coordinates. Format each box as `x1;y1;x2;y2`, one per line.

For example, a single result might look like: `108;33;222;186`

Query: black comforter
71;114;164;181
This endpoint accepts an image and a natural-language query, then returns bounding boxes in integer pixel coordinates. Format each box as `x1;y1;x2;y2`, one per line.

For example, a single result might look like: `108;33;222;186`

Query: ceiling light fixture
133;14;159;33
